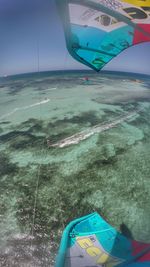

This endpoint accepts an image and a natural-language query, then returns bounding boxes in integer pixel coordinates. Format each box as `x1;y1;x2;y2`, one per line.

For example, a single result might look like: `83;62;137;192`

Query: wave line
0;99;50;120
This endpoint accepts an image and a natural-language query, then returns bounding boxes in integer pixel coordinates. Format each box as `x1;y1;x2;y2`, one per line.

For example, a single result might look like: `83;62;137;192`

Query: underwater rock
0;153;18;177
101;143;116;159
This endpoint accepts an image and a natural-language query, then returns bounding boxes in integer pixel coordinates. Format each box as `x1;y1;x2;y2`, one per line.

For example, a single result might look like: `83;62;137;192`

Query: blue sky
0;0;150;76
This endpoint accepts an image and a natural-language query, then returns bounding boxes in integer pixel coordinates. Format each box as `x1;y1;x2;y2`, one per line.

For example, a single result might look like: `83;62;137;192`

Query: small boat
55;212;150;267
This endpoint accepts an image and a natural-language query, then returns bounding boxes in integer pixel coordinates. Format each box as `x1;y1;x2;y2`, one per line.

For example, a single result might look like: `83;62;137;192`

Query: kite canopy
56;0;150;71
55;212;150;267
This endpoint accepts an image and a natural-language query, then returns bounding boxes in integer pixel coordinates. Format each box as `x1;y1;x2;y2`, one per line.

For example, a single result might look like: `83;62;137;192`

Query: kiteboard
55;212;150;267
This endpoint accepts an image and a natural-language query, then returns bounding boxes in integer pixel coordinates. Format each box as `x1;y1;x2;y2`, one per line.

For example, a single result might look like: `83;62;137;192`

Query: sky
0;0;150;76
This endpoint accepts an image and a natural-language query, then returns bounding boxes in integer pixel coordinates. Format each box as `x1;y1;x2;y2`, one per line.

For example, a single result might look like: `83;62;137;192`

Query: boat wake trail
0;99;50;120
48;109;141;148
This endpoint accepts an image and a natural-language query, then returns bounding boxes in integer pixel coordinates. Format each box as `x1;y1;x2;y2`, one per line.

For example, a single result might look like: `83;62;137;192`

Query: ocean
0;70;150;266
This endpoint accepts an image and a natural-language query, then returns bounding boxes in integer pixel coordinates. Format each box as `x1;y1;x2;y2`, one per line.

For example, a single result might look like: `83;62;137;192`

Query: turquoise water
0;71;150;266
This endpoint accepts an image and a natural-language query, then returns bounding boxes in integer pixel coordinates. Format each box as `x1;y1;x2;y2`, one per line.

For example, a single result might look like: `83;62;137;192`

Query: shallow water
0;71;150;266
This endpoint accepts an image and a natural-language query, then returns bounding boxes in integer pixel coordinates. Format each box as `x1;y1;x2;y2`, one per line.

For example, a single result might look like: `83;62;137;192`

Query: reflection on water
0;71;150;266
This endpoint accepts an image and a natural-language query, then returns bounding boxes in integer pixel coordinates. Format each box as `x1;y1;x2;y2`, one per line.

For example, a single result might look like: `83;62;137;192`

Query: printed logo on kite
76;236;122;266
121;0;150;7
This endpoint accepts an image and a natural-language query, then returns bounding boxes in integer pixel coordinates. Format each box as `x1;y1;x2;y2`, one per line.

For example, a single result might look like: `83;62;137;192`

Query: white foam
0;99;50;120
45;87;57;91
49;108;142;148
